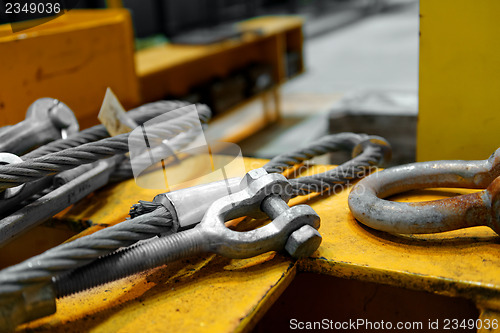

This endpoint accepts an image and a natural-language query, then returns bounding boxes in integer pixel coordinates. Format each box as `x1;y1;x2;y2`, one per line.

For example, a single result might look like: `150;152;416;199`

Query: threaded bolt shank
54;228;208;297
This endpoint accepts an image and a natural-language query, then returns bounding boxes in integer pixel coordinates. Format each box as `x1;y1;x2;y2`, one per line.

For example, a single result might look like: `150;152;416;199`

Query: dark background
0;0;358;38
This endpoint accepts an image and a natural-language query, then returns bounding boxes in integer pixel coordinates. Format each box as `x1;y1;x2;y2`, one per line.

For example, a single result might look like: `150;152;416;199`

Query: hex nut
285;224;322;259
239;168;268;190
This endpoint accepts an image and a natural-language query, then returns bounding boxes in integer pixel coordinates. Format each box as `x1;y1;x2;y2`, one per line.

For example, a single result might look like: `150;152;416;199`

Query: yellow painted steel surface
16;159;500;332
0;10;140;129
418;0;500;161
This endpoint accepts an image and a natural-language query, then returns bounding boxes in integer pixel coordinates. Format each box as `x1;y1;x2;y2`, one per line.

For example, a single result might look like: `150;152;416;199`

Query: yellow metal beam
418;0;500;161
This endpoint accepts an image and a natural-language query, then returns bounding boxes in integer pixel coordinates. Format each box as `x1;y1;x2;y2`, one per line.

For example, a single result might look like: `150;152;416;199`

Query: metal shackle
348;148;500;235
50;169;323;303
0;98;79;155
201;168;321;259
29;98;79;137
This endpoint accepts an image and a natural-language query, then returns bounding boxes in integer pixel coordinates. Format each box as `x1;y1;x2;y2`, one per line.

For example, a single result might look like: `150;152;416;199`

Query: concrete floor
239;2;419;160
286;2;419;96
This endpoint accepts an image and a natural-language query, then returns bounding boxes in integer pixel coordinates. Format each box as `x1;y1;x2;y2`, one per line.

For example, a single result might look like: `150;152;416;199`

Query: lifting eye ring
348;148;500;235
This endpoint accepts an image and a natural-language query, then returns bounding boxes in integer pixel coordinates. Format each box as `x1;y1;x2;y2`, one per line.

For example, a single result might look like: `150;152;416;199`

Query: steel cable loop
0;107;212;190
22;101;203;160
263;133;388;197
0;208;174;296
263;133;370;173
288;145;387;196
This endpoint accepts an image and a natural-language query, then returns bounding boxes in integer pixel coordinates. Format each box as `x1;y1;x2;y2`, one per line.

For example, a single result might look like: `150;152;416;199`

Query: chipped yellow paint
15;159;500;331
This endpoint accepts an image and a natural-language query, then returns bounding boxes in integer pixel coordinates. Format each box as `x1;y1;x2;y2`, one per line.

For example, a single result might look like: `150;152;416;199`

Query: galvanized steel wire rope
264;133;391;197
0;103;211;190
0;101;210;218
0;132;390;297
0;101;211;294
23;101;201;160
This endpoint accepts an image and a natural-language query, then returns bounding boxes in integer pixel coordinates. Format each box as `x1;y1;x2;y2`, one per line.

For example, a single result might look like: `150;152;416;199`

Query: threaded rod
54;228;208;297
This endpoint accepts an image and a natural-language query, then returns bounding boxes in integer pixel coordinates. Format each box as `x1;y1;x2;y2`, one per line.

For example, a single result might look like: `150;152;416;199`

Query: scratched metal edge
234;261;297;333
297;257;500;310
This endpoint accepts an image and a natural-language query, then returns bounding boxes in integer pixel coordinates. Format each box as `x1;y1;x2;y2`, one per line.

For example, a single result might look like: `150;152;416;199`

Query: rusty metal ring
348;148;500;235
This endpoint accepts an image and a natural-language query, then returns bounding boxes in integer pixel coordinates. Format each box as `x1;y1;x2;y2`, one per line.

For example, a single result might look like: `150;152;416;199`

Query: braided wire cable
23;101;197;160
0;103;211;214
0;107;211;190
264;133;369;173
264;133;390;196
22;127;109;160
0;208;173;295
288;147;383;196
109;125;206;182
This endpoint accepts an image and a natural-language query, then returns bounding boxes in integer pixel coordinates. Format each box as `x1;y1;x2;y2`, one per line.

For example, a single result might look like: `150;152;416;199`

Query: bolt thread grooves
54;228;207;297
